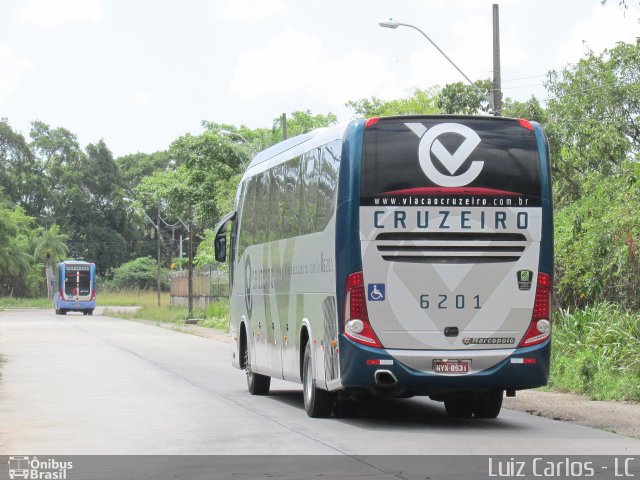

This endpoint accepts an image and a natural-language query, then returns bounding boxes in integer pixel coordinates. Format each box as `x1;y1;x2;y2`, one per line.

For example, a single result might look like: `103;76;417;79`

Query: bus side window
283;157;300;238
302;149;319;235
255;172;269;245
316;142;340;230
238;176;258;256
267;169;280;242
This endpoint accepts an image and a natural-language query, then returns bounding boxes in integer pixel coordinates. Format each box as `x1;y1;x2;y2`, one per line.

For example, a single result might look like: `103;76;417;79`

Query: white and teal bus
214;116;553;419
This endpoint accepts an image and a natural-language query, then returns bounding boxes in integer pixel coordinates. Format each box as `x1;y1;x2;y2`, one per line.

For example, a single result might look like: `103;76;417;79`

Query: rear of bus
55;261;96;315
337;116;552;417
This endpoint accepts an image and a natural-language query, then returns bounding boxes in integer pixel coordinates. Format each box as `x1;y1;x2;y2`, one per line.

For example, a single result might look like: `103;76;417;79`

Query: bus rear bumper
56;300;96;311
338;336;550;394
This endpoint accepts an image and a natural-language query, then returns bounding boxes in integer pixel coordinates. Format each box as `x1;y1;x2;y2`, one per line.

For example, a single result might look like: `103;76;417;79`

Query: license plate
433;359;471;374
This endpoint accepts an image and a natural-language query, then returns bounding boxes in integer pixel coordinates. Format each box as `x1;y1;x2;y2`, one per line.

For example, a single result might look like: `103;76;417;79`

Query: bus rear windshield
361;117;541;205
65;271;91;296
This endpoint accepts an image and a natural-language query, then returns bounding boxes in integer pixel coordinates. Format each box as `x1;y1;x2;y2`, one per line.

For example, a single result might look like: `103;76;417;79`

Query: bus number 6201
419;294;482;310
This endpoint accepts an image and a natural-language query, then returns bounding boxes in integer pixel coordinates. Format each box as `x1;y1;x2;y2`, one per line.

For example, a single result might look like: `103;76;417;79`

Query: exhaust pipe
375;369;398;386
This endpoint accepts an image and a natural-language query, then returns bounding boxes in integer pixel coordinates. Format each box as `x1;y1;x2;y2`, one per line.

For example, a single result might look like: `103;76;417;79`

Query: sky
1;0;639;158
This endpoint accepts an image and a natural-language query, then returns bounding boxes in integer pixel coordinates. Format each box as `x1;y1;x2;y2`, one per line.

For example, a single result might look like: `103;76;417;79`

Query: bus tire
245;348;270;395
474;389;503;419
444;396;474;418
60;309;67;315
88;310;94;316
302;342;333;418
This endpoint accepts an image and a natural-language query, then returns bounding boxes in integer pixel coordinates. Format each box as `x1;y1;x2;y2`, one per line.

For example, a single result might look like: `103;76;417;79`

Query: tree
0;119;47;217
108;256;169;291
33;224;69;299
0;201;40;297
116;151;172;196
346;88;440;117
437;80;493;114
272;110;338;139
545;39;640;206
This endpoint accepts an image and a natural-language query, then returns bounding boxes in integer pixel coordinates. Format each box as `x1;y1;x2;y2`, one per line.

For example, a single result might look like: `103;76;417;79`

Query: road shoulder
104;310;640;439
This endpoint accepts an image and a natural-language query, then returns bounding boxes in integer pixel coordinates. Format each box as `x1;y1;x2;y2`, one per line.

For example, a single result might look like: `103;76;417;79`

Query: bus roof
246;122;352;172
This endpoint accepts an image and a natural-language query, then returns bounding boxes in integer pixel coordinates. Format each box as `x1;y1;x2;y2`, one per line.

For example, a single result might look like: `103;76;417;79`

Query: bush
550;303;640;401
554;161;640;310
106;257;170;291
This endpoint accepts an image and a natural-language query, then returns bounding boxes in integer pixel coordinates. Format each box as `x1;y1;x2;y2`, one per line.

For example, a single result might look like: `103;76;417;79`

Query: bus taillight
90;289;96;301
344;272;383;348
518;118;534;131
518;272;552;347
59;288;64;300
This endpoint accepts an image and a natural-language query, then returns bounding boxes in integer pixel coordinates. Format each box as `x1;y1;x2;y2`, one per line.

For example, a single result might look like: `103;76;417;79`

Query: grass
98;291;170;307
549;302;640;402
102;291;230;332
0;297;51;309
0;290;229;331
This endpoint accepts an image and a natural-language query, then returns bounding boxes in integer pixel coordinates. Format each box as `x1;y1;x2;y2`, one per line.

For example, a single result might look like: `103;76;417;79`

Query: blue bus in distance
54;260;96;315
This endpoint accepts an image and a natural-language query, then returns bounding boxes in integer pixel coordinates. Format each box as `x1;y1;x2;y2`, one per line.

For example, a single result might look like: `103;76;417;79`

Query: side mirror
213;211;236;263
214;234;227;262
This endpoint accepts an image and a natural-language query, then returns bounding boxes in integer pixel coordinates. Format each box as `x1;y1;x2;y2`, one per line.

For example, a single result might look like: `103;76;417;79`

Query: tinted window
361;117;541;205
237;140;341;251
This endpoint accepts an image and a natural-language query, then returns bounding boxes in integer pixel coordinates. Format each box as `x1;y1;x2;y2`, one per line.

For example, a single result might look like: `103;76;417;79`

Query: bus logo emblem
367;284;386;301
407;122;484;187
517;270;533;290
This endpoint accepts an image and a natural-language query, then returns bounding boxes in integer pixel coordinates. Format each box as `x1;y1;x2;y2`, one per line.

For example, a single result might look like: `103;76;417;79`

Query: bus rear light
365;117;380;129
344;272;383;348
518;118;534;131
519;272;552;347
59;288;64;301
511;357;537;365
366;359;393;366
90;289;96;301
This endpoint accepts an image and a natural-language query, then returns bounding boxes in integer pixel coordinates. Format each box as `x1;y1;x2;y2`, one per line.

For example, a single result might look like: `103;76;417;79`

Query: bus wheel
302;342;333;418
444;396;474;418
474;390;503;419
245;348;270;395
88;310;94;316
60;309;67;315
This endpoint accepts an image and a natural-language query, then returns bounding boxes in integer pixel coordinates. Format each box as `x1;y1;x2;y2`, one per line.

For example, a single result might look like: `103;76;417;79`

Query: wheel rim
303;354;313;406
245;348;254;390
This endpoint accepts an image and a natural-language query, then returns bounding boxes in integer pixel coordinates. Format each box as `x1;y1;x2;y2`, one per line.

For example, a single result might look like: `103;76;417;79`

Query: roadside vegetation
550;305;640;402
102;292;229;331
1;36;639;401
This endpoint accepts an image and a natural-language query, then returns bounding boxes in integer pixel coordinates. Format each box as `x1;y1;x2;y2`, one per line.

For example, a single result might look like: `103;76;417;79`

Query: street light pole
187;205;193;319
379;18;494;112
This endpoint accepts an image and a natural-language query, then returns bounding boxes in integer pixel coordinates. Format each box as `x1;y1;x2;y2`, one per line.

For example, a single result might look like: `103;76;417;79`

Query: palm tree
0;237;33;297
34;225;69;299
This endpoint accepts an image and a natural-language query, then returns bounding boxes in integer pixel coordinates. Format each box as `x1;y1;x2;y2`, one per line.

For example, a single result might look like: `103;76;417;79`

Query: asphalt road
1;309;639;456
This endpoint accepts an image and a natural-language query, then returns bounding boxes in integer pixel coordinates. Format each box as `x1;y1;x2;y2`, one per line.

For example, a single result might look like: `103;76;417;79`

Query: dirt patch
504;389;640;438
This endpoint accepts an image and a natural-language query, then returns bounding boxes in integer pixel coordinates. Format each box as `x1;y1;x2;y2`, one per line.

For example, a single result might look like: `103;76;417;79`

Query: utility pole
281;113;288;140
492;4;503;116
156;202;161;306
187;205;194;318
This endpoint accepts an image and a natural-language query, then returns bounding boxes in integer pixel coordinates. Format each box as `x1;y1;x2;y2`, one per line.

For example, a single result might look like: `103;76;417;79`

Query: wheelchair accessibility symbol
367;284;386;301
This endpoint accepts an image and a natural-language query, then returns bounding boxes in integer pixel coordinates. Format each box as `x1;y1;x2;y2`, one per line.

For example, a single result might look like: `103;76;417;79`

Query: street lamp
379;18;494;112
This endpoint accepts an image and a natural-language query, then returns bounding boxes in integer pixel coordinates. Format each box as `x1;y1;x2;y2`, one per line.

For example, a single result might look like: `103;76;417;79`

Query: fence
169;266;229;308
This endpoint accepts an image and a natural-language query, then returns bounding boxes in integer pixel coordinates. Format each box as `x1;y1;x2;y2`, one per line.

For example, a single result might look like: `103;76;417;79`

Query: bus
214;115;553;419
53;260;96;315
